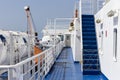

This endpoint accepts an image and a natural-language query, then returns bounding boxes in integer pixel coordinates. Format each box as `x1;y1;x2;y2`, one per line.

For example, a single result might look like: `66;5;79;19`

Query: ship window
100;23;103;29
113;16;118;26
58;35;64;41
66;35;70;40
113;28;117;61
23;38;27;43
101;31;103;53
0;35;6;43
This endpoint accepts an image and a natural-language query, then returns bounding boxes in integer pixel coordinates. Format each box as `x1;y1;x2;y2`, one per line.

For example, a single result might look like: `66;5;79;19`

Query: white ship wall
95;0;120;80
71;18;81;62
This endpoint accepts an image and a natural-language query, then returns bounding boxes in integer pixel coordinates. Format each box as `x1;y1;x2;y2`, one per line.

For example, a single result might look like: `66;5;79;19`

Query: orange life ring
34;46;43;64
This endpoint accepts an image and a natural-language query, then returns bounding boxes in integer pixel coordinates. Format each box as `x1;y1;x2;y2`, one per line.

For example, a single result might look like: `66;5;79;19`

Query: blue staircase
82;15;101;75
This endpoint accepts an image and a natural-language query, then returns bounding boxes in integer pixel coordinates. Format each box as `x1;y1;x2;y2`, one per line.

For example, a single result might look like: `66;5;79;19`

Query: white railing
79;0;83;71
45;18;73;30
0;41;64;80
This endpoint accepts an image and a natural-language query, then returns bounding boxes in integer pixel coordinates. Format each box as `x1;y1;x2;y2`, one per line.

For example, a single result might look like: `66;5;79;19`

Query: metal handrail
0;41;65;80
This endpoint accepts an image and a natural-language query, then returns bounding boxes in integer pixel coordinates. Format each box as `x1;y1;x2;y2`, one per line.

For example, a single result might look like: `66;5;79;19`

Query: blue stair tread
84;59;99;61
82;32;95;34
82;28;95;30
83;40;96;42
83;42;97;45
82;25;95;27
83;36;96;38
83;74;108;80
82;23;94;25
83;64;99;65
83;65;100;70
83;47;97;49
83;41;97;45
83;45;97;47
83;54;98;55
83;54;98;57
83;60;99;64
83;69;100;72
82;22;94;24
83;30;95;33
83;64;100;67
82;15;94;18
83;38;96;41
82;21;94;22
82;17;94;21
83;71;101;75
83;49;98;53
83;34;96;36
83;52;98;54
83;55;98;59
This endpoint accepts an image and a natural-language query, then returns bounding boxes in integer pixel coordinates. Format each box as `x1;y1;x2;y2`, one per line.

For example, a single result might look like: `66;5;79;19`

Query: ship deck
45;47;108;80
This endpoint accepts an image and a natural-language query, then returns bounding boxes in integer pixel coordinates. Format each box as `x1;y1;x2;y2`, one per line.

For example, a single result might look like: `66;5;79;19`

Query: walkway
45;47;108;80
45;48;82;80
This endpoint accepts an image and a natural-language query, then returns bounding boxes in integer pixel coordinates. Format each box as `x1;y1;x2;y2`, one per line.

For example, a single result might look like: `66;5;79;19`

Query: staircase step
83;32;96;36
83;37;96;40
83;42;97;45
82;15;94;18
83;64;100;70
83;36;96;38
83;36;96;41
83;54;98;59
82;20;94;22
82;21;94;23
82;28;95;30
82;18;94;21
83;40;96;44
83;70;101;75
83;45;97;49
82;29;95;33
82;31;95;34
82;22;94;25
83;50;98;54
82;15;100;75
82;25;95;28
83;40;96;42
83;59;99;64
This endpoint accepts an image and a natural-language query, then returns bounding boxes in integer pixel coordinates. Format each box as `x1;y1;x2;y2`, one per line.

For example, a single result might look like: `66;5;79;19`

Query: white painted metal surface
0;30;29;65
95;0;120;79
71;18;81;62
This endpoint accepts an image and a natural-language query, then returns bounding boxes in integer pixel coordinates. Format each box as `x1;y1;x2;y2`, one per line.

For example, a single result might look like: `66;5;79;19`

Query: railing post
45;50;48;75
8;68;12;80
9;34;15;65
16;66;23;80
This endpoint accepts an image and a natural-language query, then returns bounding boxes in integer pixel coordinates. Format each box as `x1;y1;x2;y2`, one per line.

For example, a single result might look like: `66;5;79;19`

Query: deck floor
45;48;108;80
83;75;108;80
45;48;82;80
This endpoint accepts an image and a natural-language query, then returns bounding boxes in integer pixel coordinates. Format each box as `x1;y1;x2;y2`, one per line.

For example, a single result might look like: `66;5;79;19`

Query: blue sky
0;0;76;38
